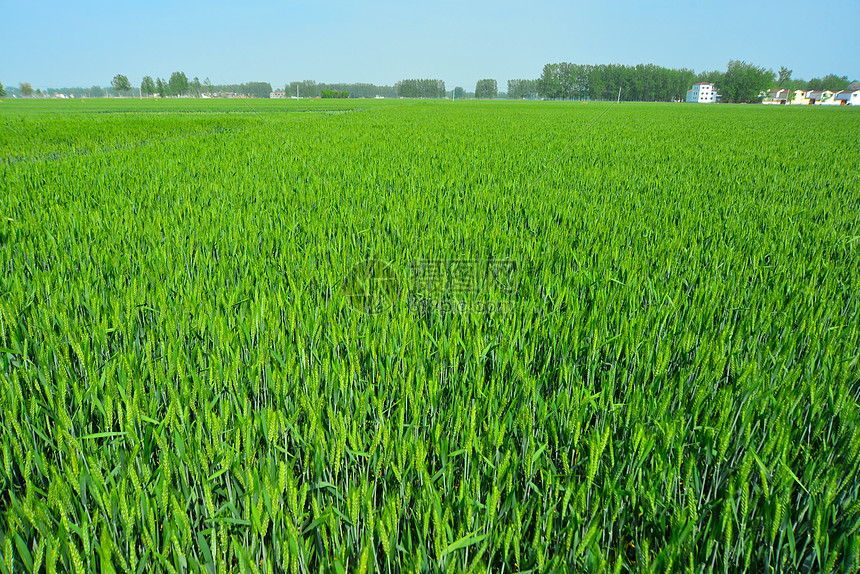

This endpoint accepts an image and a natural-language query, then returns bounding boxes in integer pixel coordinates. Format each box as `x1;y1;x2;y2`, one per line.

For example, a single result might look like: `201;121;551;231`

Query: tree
538;64;562;99
778;67;792;88
453;86;465;99
88;85;105;98
321;89;349;99
242;82;273;98
535;61;695;101
190;77;202;97
111;74;132;94
0;82;6;97
286;80;318;98
395;79;446;98
312;83;396;98
507;79;538;99
168;71;189;96
19;82;34;97
155;78;167;97
140;76;156;96
475;79;498;99
696;70;725;92
302;80;318;97
812;74;850;91
718;60;775;103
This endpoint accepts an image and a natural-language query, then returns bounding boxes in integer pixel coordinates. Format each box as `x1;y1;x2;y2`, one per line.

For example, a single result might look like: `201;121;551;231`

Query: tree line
395;79;447;99
692;63;853;102
320;89;349;99
691;61;775;103
507;79;540;99
286;79;446;99
2;83;114;98
396;81;494;99
285;81;397;98
474;79;498;99
141;73;273;98
138;73;204;97
206;81;273;98
115;72;273;98
799;74;853;91
533;60;855;103
6;64;855;101
537;62;697;101
286;79;448;99
767;67;852;93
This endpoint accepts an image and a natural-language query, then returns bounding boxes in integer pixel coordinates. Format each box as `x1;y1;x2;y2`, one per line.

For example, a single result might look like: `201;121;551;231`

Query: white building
686;82;720;103
791;90;809;105
805;90;835;105
835;90;860;106
764;89;791;104
269;91;286;99
821;90;841;105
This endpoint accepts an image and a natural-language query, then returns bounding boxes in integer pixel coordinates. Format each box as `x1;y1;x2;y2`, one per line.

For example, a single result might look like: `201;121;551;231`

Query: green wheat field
1;98;859;573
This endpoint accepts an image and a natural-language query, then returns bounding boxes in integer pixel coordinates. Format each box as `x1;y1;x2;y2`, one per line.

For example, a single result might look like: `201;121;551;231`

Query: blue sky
1;0;858;90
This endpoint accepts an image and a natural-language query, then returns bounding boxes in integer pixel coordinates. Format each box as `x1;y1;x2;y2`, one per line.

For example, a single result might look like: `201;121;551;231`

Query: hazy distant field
1;98;859;573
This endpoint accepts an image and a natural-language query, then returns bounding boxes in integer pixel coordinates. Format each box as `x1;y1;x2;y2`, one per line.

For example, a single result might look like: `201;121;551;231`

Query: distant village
7;74;858;105
686;82;860;105
761;87;860;105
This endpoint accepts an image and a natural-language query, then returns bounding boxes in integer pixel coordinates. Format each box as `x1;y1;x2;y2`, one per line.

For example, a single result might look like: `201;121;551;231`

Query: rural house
686;82;720;103
764;89;791;104
834;90;860;105
805;90;835;104
791;90;810;105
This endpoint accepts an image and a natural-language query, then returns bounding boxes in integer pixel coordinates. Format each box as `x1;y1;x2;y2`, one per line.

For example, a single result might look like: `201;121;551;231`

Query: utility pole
617;87;622;104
